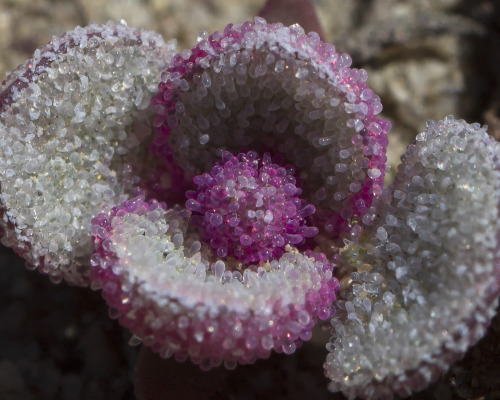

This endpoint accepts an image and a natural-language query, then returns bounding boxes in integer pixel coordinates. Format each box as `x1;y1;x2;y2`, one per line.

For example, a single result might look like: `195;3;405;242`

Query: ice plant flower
0;21;176;285
325;117;500;399
89;17;390;368
1;16;499;400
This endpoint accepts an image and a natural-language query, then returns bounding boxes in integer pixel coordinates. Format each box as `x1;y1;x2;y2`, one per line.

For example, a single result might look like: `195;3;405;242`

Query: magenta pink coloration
90;195;338;368
150;17;390;237
186;150;319;263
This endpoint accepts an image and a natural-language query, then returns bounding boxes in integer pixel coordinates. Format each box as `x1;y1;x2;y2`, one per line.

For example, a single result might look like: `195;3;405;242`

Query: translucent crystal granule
0;21;176;285
325;117;500;399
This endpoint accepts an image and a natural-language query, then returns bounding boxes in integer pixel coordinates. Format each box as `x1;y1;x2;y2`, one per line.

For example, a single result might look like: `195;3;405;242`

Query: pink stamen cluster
186;151;318;264
90;195;338;368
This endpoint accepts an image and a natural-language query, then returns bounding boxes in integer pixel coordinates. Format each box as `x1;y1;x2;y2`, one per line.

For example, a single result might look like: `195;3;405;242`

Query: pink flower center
186;151;319;263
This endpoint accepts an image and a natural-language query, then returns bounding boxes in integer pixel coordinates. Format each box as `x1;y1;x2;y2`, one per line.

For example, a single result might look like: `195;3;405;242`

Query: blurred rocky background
1;0;499;399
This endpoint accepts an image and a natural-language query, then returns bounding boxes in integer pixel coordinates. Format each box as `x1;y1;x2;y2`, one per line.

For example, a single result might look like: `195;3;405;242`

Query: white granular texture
0;21;176;285
325;116;500;399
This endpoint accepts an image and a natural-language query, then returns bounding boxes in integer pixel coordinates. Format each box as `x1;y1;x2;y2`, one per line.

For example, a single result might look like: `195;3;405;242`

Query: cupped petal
91;195;338;368
151;17;390;237
0;21;176;285
325;116;500;399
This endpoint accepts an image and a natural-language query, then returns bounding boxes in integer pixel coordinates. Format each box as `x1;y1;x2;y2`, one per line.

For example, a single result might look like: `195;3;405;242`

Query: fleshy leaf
151;18;390;238
91;195;338;368
0;21;176;285
325;116;500;399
